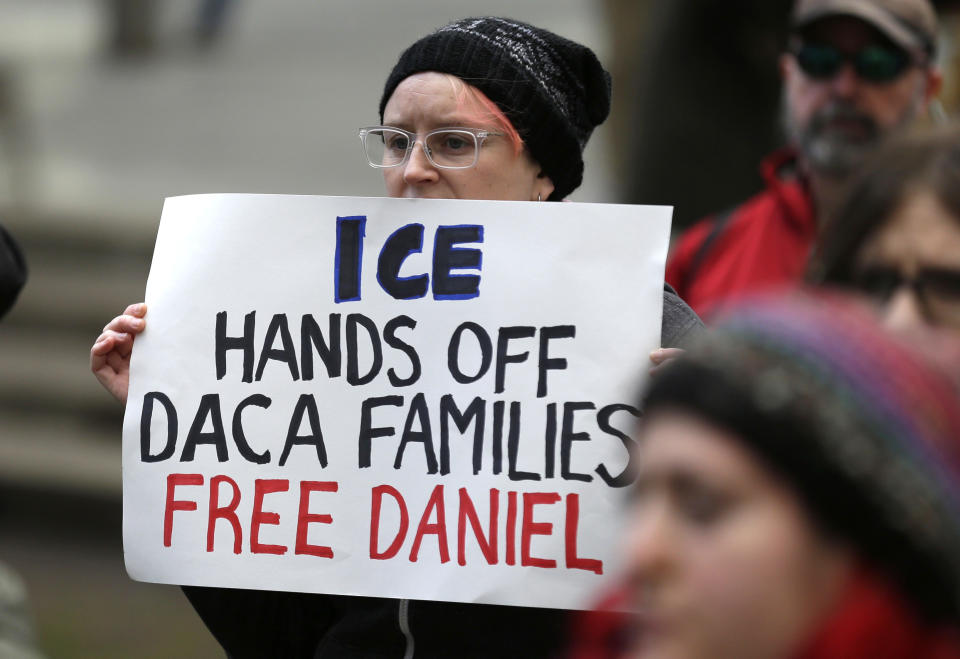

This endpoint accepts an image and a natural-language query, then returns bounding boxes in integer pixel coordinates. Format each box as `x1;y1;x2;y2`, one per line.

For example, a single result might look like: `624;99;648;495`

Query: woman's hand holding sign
91;302;146;404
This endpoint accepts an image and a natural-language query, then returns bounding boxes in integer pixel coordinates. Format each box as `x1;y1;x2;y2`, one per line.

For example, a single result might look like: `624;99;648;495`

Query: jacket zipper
398;598;415;659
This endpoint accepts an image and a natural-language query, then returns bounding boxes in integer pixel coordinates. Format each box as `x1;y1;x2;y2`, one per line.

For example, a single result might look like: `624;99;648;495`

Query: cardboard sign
122;194;672;610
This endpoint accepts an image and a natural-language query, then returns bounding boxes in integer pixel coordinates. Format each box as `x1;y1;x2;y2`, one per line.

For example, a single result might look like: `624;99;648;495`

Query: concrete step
1;211;153;331
0;323;120;418
0;210;143;497
0;408;121;498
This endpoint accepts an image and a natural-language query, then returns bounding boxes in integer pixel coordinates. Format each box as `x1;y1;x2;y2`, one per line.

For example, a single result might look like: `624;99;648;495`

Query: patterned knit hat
643;292;960;623
379;17;612;201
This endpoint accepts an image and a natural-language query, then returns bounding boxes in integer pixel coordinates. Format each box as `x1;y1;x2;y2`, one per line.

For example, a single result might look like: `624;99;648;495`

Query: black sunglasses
793;42;912;83
854;265;960;323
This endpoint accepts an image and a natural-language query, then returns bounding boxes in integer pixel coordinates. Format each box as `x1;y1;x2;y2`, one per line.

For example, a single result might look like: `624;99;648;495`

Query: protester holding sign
581;294;960;658
91;17;700;658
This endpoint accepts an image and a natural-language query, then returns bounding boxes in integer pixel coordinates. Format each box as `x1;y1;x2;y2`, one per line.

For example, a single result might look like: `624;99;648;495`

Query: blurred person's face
853;189;960;333
624;411;851;659
780;17;941;178
380;72;554;201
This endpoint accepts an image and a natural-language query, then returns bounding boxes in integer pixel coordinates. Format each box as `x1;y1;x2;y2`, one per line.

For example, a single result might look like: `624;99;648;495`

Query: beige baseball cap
792;0;938;54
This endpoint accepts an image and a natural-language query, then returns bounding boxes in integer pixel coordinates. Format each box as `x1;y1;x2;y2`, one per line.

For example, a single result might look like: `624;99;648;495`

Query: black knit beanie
379;17;612;201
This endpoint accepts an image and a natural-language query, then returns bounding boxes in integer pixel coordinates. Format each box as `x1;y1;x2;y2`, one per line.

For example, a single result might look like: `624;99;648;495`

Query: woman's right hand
90;303;147;405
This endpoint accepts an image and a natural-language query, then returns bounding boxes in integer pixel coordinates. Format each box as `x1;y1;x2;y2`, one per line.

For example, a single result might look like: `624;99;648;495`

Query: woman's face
854;189;960;333
380;72;554;201
624;411;851;659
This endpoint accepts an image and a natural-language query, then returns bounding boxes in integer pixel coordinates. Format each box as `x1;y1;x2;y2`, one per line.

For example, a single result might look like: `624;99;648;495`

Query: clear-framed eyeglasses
358;126;501;170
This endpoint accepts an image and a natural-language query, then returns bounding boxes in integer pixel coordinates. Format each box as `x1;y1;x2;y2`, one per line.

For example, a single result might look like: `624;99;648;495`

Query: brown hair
808;124;960;285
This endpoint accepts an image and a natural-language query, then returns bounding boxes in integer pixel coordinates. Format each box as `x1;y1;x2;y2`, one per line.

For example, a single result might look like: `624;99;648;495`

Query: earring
537;193;542;202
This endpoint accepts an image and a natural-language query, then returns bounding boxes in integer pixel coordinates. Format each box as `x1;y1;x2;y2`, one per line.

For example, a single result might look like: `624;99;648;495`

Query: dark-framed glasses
854;265;960;326
358;126;501;170
793;42;914;83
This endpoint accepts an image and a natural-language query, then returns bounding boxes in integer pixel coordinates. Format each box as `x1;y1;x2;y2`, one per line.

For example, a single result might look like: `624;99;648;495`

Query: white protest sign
122;194;671;610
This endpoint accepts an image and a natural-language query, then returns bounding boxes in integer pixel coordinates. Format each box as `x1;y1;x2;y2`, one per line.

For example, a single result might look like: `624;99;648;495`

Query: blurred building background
0;0;958;656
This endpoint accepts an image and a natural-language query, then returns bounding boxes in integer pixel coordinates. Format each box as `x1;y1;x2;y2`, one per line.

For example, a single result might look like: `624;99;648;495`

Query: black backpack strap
678;206;736;294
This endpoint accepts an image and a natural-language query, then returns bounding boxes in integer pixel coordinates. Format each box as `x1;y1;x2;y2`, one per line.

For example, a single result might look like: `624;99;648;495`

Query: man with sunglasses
665;0;942;319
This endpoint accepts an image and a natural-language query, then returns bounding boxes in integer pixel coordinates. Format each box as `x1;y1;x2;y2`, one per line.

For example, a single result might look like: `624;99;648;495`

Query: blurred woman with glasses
616;294;960;659
809;124;960;334
89;16;701;658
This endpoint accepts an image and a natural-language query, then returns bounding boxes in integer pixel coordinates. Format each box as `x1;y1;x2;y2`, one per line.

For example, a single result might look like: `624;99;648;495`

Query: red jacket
566;567;960;659
665;149;817;319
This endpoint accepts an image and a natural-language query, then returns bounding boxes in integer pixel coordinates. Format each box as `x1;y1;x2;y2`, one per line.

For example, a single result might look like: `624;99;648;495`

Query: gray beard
804;113;876;176
783;89;924;179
